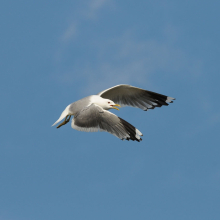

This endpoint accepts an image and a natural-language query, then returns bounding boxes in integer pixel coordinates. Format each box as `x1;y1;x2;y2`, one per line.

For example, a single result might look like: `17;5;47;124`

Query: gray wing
71;104;143;141
98;84;175;111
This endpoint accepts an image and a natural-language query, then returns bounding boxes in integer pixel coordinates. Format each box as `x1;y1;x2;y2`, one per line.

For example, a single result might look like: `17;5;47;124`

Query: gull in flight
52;85;175;142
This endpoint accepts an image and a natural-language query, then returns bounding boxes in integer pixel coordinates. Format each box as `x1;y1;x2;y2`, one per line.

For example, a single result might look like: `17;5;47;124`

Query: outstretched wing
71;104;143;142
98;84;175;111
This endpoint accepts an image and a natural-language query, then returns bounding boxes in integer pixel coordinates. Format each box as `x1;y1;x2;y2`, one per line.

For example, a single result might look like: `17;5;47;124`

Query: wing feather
71;104;142;141
98;84;175;111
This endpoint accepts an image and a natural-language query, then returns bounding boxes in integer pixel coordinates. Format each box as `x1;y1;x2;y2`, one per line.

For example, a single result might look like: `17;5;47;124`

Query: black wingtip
119;117;143;142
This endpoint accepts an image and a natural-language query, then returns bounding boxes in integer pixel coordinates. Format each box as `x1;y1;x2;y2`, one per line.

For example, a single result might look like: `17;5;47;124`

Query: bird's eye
108;102;110;104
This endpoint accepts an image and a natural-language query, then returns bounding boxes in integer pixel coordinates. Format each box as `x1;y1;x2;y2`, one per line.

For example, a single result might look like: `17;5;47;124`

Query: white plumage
52;84;175;142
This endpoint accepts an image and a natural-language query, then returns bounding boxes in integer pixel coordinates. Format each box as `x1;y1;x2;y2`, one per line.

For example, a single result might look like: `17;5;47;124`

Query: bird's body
52;84;175;142
69;95;115;113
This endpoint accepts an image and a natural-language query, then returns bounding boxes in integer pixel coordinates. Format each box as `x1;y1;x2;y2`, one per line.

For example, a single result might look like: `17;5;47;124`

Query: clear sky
1;0;220;219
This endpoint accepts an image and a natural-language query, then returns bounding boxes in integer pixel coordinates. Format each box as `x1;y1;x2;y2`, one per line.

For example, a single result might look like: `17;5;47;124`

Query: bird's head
94;97;120;110
105;99;121;110
93;96;121;110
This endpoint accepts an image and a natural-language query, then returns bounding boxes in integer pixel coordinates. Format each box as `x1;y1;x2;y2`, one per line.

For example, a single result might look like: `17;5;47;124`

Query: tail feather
52;104;71;126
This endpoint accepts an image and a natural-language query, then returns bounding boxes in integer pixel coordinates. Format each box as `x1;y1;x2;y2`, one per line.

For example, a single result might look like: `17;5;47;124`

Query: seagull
52;84;175;142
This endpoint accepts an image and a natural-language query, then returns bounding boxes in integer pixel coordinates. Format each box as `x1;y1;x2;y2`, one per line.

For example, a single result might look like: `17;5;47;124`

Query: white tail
52;104;71;126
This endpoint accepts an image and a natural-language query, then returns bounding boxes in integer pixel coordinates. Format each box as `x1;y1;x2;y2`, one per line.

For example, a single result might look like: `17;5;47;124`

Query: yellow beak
112;104;121;111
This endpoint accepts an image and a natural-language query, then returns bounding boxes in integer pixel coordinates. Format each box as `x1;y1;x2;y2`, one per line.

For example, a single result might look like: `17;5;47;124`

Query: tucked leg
57;115;71;128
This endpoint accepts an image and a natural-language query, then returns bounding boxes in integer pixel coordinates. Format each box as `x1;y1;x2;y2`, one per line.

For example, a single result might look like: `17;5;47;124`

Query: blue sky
1;0;220;219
